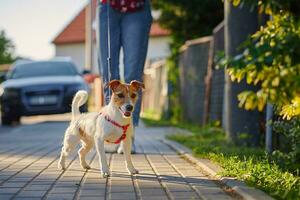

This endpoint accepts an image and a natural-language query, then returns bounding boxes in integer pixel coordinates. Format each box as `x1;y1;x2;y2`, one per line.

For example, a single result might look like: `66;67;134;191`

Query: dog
58;80;144;177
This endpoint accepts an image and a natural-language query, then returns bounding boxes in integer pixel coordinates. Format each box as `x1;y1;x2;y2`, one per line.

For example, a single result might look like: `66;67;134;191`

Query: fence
209;21;225;123
141;60;168;118
177;21;226;125
179;36;213;124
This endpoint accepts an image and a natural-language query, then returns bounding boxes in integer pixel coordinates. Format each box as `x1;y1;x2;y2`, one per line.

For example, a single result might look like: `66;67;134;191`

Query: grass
142;117;300;200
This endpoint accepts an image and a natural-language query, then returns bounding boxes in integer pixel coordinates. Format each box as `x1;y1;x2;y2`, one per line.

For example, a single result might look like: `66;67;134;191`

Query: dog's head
108;80;145;118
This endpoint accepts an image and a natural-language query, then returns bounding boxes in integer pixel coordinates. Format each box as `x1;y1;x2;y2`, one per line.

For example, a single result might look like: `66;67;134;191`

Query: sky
0;0;90;60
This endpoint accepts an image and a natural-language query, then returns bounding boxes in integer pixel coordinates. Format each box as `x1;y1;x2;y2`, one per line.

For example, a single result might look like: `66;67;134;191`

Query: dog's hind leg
78;141;93;170
58;128;80;170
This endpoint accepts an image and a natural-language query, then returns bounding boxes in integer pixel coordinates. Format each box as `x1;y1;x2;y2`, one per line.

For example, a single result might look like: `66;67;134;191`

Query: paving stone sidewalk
0;118;237;200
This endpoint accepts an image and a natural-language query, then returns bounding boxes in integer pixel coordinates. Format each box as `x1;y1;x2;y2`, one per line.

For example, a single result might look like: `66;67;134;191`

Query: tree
0;30;15;64
152;0;224;121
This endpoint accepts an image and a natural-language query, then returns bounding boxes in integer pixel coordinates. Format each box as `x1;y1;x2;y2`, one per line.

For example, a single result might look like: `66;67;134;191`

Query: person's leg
121;0;153;126
97;2;122;104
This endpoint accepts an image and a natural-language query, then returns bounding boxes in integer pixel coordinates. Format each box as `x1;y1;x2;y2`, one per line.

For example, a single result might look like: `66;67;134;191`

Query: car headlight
3;88;20;98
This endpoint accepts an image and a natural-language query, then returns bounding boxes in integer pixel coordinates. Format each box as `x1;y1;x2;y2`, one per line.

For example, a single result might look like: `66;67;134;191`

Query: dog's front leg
95;136;110;177
123;136;138;175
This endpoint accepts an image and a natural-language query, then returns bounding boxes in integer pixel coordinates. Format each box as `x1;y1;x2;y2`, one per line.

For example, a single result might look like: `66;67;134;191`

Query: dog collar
99;113;130;144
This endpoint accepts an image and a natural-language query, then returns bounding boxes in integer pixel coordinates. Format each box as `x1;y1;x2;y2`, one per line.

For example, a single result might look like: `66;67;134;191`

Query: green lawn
142;117;300;200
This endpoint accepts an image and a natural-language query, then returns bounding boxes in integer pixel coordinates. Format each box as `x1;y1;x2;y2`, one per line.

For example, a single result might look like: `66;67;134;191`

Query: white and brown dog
58;80;144;177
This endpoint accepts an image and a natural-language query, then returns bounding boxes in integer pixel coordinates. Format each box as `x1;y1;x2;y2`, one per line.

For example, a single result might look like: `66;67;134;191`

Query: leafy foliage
0;30;15;64
280;97;300;120
152;0;224;45
272;118;300;173
152;0;223;121
229;0;300;17
218;13;300;113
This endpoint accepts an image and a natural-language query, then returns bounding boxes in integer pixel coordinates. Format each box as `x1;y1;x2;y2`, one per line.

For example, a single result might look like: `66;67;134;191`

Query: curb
161;139;274;200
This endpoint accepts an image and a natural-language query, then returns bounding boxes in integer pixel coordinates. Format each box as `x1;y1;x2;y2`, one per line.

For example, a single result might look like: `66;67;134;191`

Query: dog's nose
126;105;133;112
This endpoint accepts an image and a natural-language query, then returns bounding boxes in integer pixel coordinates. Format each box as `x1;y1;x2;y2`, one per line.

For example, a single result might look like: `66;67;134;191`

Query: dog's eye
131;93;137;98
117;93;125;98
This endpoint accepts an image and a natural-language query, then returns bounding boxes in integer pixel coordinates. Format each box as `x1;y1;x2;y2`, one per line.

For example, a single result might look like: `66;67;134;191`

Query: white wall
54;36;170;74
55;43;98;73
147;36;170;62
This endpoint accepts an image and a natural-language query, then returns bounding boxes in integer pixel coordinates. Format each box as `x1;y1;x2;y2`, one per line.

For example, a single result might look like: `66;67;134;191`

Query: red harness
100;113;130;144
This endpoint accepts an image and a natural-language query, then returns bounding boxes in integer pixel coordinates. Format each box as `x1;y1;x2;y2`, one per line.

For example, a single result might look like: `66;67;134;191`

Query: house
52;0;171;74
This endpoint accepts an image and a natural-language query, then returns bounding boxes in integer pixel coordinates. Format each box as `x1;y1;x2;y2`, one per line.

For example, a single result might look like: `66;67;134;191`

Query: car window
8;62;79;79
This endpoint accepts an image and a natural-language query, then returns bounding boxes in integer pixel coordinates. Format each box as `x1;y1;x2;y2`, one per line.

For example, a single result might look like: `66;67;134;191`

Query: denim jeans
97;0;152;126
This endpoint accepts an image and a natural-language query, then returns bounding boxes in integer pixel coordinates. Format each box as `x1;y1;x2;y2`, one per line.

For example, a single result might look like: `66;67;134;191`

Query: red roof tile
52;1;170;45
150;22;170;37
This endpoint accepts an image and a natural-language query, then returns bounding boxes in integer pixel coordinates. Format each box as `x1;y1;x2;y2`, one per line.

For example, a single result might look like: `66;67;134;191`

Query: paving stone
46;193;75;200
110;192;136;200
110;186;135;192
165;183;193;192
141;196;169;200
16;190;47;197
79;189;106;197
1;182;27;188
194;185;232;200
140;188;166;195
79;197;106;200
50;187;77;194
170;191;199;199
0;187;20;194
24;184;52;191
0;120;239;200
0;194;13;200
82;183;106;190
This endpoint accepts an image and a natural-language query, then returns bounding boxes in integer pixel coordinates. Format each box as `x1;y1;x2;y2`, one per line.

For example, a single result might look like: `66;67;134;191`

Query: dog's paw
128;168;139;175
101;171;110;178
58;163;66;170
117;146;123;154
81;164;91;170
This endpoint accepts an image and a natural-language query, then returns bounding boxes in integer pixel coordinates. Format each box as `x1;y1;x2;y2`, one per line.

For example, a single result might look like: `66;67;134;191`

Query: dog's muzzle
119;104;133;117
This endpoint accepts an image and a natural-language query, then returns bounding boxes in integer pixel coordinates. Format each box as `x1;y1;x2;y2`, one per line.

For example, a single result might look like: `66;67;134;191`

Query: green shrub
272;118;300;173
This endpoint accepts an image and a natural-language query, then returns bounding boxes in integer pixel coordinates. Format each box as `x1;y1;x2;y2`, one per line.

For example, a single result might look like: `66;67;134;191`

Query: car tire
1;113;20;126
1;114;13;125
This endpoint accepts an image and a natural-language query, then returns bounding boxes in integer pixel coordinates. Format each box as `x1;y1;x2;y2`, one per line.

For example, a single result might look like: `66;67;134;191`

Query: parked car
0;59;89;125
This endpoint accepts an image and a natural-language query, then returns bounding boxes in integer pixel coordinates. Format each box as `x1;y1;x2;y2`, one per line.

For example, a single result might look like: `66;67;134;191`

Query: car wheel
1;114;13;125
1;113;20;125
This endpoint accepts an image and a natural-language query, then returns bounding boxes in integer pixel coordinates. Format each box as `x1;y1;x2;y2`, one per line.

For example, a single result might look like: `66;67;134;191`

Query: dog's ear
130;80;145;91
107;80;121;91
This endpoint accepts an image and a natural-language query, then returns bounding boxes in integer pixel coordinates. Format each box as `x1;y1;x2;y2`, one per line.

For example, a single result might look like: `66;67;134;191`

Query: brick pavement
0;118;236;200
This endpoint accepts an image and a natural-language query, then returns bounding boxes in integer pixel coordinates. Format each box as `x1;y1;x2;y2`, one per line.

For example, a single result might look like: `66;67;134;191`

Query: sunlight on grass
143;117;300;200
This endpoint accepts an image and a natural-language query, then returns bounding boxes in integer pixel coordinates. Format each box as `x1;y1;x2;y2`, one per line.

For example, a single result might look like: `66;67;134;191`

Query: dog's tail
71;90;88;121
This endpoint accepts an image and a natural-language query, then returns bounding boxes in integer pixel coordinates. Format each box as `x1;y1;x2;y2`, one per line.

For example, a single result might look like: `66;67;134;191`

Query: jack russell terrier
58;80;144;177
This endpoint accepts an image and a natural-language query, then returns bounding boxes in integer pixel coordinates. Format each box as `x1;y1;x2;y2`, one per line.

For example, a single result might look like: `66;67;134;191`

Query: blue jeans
97;0;152;126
